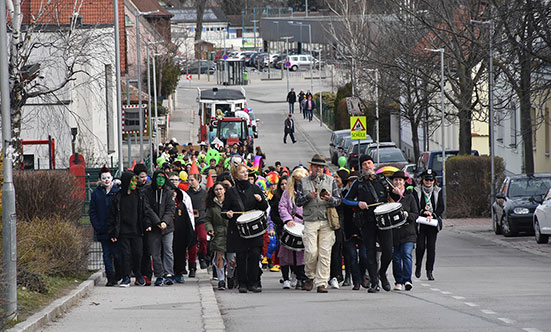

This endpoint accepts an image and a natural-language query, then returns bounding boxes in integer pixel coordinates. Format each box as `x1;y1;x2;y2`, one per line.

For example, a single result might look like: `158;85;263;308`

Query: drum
374;202;406;230
236;210;267;239
280;223;305;251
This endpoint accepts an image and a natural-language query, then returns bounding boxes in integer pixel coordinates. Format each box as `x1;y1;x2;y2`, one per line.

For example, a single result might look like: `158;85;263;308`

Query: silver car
534;188;551;243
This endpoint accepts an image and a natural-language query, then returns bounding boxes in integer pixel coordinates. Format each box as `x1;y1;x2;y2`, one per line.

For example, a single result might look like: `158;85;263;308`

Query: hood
120;172;135;194
152;170;168;190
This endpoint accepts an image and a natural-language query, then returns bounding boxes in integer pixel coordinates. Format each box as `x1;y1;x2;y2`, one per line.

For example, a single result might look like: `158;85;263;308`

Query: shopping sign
350;116;367;139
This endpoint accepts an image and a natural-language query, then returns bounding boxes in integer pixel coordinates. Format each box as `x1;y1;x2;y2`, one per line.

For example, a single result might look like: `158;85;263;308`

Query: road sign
346;97;365;116
186;74;192;80
285;61;291;68
350;116;367;139
223;55;228;60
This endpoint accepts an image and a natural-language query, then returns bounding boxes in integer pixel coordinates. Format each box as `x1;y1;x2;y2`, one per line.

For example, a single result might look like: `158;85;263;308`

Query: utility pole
114;0;123;175
281;36;293;93
1;0;18;320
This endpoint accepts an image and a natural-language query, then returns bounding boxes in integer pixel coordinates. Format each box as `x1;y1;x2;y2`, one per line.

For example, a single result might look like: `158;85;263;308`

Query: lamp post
146;41;162;173
472;18;495;221
367;69;380;163
114;0;124;174
291;22;313;92
152;53;162;146
425;48;446;214
135;10;159;162
1;0;18;319
252;19;259;52
319;48;323;127
281;36;293;93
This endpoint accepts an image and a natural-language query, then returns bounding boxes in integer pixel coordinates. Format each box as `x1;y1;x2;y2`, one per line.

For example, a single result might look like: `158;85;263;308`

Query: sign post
350;116;367;171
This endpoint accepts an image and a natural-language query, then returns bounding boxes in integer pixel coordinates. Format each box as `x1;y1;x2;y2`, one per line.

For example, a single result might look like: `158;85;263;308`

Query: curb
7;271;104;332
196;269;226;332
249;98;286;104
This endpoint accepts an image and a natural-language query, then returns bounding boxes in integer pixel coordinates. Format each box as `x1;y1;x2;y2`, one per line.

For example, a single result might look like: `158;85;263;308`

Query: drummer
223;163;269;293
343;155;392;293
388;171;419;291
277;167;309;290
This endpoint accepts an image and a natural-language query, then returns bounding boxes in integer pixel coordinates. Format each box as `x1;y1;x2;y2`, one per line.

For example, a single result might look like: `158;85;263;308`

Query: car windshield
351;141;371;153
508;177;551;198
373;149;406;162
431;152;459;172
218;121;244;140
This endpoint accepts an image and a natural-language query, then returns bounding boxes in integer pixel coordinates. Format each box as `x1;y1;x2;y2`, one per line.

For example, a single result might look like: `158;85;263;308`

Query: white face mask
100;172;113;187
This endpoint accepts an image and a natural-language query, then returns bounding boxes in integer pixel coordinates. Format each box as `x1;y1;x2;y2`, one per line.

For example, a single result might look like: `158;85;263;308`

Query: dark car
492;174;551;237
345;138;373;170
329;129;351;165
364;142;397;161
369;147;409;170
181;60;215;74
415;150;480;185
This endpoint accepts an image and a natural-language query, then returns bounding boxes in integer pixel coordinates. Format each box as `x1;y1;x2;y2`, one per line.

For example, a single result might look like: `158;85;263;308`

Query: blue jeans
392;242;415;285
344;238;368;286
288;102;294;113
99;239;122;279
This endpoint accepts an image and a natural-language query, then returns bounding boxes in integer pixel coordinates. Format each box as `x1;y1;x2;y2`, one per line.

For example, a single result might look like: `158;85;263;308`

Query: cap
421;169;435;180
359;154;373;165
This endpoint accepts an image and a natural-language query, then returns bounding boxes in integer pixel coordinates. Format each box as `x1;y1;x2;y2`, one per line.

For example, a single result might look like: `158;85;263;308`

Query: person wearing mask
90;167;121;286
144;171;175;286
223;164;269;293
295;154;342;293
343;155;392;293
286;88;297;114
205;182;235;290
388;171;419;291
413;169;444;281
168;173;195;284
186;174;209;277
108;172;153;287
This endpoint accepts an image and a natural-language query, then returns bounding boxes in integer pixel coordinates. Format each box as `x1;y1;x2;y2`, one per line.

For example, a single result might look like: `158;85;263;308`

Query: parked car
415;150;480;185
493;174;551;237
534;188;551;243
329;129;351;165
402;163;417;175
345;137;373;170
181;60;215;74
369;147;409;170
364;142;397;162
286;54;318;71
336;136;352;163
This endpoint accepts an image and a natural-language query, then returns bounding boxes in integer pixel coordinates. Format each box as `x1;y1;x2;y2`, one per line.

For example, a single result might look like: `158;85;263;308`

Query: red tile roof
21;0;128;73
131;0;173;17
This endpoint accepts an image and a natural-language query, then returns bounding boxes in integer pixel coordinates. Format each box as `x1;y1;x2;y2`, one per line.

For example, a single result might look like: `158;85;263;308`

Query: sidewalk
9;269;223;332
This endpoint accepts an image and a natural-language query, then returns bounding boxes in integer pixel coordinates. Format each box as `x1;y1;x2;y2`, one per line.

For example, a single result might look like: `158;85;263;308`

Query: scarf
422;185;434;212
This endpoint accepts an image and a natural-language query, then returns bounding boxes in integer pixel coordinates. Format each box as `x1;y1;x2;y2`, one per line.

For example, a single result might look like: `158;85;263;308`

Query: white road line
464;302;479;307
452;296;466;300
430;288;441;291
441;291;452;295
421;283;430;287
498;318;515;324
522;328;542;332
481;309;496;315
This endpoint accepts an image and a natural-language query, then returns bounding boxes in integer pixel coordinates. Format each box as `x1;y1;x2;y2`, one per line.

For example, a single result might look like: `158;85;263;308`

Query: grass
4;274;91;330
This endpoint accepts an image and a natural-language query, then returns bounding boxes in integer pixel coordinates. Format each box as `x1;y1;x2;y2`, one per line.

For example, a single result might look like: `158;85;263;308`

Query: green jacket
204;199;227;252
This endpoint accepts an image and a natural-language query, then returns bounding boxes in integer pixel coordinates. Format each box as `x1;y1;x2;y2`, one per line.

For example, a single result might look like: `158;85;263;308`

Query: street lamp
114;0;124;174
281;36;293;93
135;10;159;162
152;53;162;146
425;48;446;213
472;18;495;221
146;41;162;173
291;22;313;93
367;69;380;163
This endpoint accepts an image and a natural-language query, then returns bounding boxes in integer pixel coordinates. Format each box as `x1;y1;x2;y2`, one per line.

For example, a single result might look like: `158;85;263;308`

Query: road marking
498;318;515;324
522;328;542;332
452;296;466;300
430;288;441;291
441;291;452;295
421;283;430;287
464;302;479;307
481;309;496;315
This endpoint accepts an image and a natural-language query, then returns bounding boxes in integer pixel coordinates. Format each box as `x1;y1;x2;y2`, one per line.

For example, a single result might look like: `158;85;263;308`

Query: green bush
16;217;90;277
445;155;505;218
13;170;83;222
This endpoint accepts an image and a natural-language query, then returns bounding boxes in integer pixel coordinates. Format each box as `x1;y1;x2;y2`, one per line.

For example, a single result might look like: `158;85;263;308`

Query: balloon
338;156;347;168
179;171;188;182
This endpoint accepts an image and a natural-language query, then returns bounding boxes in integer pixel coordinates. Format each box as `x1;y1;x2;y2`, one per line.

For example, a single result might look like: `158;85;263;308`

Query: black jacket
108;172;154;239
144;170;175;235
284;118;295;133
390;189;419;245
286;91;297;103
90;185;120;240
343;174;391;226
222;179;269;252
413;185;444;231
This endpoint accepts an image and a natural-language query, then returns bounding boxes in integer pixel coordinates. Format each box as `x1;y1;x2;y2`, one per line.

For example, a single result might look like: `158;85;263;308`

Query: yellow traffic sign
350;116;367;139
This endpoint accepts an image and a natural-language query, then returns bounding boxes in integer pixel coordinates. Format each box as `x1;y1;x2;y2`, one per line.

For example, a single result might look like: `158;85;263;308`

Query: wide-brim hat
348;171;360;181
389;170;408;180
309;154;326;166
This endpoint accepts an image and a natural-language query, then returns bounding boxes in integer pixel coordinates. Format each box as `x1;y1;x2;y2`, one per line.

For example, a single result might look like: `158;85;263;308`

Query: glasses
169;178;180;182
423;178;434;182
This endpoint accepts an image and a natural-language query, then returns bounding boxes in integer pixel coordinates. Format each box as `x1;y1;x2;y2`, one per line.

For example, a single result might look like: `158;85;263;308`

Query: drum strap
366;181;379;204
234;189;246;212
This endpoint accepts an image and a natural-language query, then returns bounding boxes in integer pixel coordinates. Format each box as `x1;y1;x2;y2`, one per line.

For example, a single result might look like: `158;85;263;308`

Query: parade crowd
89;138;444;294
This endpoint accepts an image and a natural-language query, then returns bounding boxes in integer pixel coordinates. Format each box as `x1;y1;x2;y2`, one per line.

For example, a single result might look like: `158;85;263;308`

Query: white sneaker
329;277;340;289
393;284;403;291
404;281;413;291
283;280;291;289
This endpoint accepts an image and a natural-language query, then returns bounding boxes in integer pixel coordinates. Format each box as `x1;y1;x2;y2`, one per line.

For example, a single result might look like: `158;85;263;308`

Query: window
510;102;517;148
496;98;504;142
124;15;133;27
299;56;307;61
545;107;550;155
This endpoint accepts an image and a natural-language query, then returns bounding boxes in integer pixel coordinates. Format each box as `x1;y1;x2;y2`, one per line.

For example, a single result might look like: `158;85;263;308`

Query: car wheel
291;65;298;71
534;217;549;244
501;216;517;237
492;211;502;235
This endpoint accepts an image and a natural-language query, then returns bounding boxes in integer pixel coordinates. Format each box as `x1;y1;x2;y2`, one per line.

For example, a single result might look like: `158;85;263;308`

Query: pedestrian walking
134;163;153;285
286;88;297;114
298;89;305;113
413;169;444;281
186;174;209;276
283;114;297;144
305;94;315;122
295;154;342;293
90;166;122;286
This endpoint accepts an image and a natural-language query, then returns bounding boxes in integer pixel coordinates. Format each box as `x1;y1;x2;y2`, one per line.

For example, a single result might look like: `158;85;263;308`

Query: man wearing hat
343;154;393;293
283;114;297;144
295;154;342;293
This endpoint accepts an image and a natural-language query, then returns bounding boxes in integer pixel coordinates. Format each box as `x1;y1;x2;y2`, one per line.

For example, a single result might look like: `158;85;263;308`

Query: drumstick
367;202;384;208
385;178;397;191
223;211;248;215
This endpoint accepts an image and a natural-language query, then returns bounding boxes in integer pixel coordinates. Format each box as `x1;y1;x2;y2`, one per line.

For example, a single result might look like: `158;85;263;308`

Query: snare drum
236;210;267;239
374;202;406;230
280;223;305;251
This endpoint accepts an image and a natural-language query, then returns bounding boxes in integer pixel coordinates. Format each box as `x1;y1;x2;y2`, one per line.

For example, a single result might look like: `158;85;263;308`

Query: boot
342;274;351;287
188;262;197;278
199;253;208;270
427;270;435;281
415;265;421;278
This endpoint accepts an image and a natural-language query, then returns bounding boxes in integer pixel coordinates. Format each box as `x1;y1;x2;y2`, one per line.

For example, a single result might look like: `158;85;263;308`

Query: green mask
129;176;138;191
156;174;166;188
